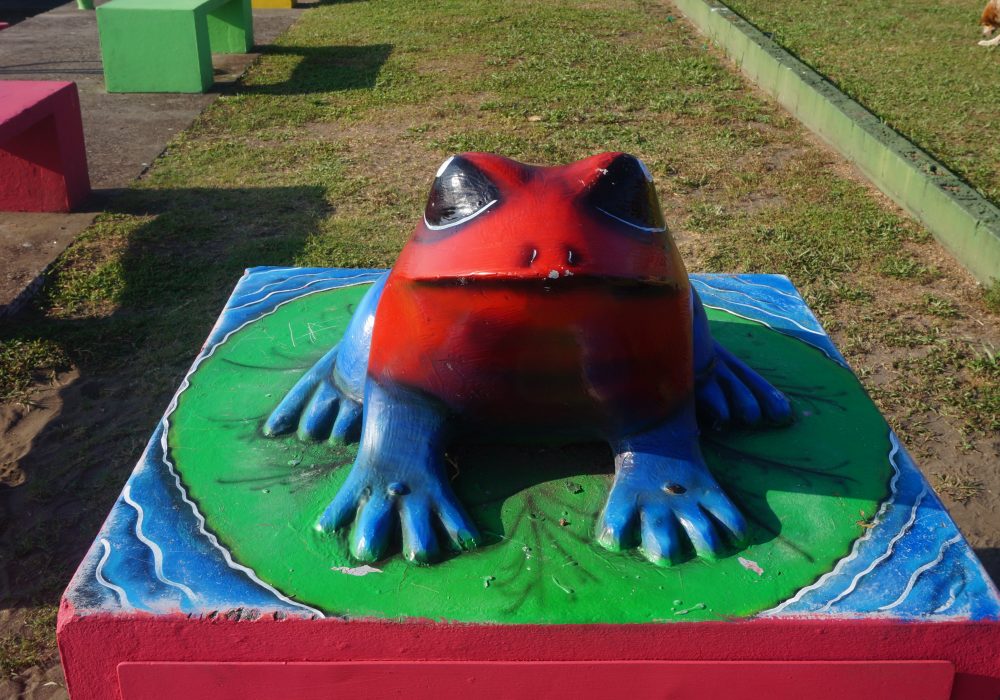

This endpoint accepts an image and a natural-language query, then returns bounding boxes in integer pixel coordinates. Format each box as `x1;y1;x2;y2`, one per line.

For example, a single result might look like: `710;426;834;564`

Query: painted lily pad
168;283;890;623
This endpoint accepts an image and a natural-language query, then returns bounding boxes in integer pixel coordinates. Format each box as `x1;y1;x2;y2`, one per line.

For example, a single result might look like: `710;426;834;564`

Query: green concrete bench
97;0;254;93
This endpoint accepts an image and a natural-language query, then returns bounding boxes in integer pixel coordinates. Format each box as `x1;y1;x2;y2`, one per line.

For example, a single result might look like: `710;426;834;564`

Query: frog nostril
566;248;581;266
523;247;539;267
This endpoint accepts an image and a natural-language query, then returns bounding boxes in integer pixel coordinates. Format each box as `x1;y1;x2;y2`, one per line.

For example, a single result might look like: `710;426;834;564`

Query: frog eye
586;154;666;233
424;156;501;230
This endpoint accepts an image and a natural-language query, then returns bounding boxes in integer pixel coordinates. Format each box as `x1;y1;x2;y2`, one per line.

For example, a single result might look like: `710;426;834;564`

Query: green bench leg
206;0;254;54
98;8;213;93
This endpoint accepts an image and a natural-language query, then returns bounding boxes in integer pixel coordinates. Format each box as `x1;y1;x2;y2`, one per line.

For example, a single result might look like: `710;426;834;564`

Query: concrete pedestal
0;81;90;211
58;268;1000;699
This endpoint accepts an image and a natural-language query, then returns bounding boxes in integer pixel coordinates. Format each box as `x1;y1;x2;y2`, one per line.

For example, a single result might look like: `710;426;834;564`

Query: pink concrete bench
0;81;91;211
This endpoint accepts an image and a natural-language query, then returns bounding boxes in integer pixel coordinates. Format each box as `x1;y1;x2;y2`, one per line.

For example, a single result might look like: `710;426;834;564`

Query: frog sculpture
264;152;792;566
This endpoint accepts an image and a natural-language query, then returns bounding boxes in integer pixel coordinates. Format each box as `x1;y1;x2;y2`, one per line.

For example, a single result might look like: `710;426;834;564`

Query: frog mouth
411;272;684;296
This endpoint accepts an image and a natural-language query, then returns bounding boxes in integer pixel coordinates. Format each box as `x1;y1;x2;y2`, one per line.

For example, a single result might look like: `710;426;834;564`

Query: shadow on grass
0;184;329;617
234;43;393;95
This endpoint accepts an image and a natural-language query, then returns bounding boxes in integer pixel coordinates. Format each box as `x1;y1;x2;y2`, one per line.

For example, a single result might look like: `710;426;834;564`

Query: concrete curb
673;0;1000;285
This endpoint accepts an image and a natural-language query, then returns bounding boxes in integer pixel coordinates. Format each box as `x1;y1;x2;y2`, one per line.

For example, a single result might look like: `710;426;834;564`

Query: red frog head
369;152;693;440
391;152;688;288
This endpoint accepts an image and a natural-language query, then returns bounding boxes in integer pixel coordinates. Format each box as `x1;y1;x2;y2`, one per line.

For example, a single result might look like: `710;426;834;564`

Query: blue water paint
63;268;1000;621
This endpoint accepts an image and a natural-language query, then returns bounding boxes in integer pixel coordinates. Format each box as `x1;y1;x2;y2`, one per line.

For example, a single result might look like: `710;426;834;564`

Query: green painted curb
673;0;1000;285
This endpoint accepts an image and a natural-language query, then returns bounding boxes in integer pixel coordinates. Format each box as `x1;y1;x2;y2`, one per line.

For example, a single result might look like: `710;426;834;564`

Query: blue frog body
265;153;792;566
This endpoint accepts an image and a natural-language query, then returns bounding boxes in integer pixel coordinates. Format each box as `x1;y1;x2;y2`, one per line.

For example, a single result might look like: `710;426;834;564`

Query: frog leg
597;405;747;565
262;272;388;444
692;288;792;429
317;380;480;563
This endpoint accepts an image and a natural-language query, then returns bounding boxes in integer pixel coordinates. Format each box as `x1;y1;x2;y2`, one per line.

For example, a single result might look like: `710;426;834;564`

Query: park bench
0;81;91;212
252;0;293;7
96;0;254;93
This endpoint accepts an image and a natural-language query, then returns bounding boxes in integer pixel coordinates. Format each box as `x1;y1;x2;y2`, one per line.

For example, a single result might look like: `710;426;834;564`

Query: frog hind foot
598;408;747;566
691;288;791;430
697;341;792;430
317;380;480;564
262;344;362;444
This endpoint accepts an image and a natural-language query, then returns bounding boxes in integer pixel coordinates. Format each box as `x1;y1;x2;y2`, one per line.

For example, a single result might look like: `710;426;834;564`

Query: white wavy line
693;280;802;309
764;432;904;615
95;539;133;610
247;266;308;273
700;301;837;365
695;276;801;300
243;269;382;299
241;270;338;298
595;206;666;233
435;156;455;177
159;431;324;616
879;535;963;612
226;273;378;312
155;279;377;618
818;486;927;612
122;482;199;603
932;578;964;615
701;296;825;336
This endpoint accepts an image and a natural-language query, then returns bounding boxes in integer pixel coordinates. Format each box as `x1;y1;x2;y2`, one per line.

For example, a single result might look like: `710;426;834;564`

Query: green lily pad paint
168;284;891;623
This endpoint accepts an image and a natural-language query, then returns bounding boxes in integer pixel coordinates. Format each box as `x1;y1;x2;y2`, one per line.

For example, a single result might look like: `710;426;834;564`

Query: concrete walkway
0;0;306;314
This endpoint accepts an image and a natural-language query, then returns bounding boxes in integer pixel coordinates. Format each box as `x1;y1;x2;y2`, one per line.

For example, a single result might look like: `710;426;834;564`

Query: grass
0;0;997;679
0;606;57;679
0;339;68;402
932;471;986;504
986;279;1000;312
724;0;1000;207
722;0;1000;305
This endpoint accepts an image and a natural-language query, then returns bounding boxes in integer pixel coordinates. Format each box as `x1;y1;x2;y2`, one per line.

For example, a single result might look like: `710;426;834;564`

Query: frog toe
400;499;442;563
700;490;749;546
330;400;362;444
316;477;362;533
434;495;480;552
350;494;397;562
639;507;683;566
715;359;763;426
298;380;341;441
675;507;725;561
716;345;792;426
596;488;639;551
695;376;731;430
757;382;793;425
263;344;339;438
700;344;793;428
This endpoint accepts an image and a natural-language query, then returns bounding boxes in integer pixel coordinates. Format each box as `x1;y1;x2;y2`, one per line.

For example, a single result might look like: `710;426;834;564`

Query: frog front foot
263;344;363;444
597;410;747;566
317;381;480;563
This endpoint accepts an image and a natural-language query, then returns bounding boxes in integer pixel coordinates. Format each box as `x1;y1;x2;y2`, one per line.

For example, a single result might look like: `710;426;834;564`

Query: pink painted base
58;601;1000;700
0;22;9;31
0;81;91;212
119;660;954;700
